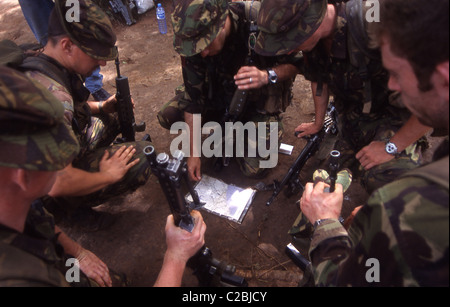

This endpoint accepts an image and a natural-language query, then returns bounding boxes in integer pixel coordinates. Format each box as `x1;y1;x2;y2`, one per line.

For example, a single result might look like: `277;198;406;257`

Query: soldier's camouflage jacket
303;1;424;193
178;2;303;117
309;147;449;286
302;1;397;117
23;54;150;210
0;203;93;287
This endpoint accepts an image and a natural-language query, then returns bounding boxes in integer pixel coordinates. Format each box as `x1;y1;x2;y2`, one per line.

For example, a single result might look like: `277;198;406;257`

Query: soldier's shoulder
24;70;73;109
370;175;448;217
0;241;67;287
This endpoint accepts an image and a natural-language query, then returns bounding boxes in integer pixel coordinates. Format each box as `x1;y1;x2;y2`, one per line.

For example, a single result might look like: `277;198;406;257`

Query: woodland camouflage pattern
21;0;151;210
0;202;98;286
161;1;303;177
25;69;151;211
0;66;79;171
255;0;327;56
309;155;449;286
172;0;229;57
53;0;117;60
301;1;424;194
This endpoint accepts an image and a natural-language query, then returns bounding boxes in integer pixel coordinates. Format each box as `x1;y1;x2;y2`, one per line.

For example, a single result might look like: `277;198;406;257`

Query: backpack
0;39;73;94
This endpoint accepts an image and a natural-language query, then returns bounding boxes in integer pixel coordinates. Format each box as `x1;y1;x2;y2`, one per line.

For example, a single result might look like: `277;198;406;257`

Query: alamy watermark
365;0;380;23
65;0;80;23
169;115;279;169
65;258;81;283
365;258;380;283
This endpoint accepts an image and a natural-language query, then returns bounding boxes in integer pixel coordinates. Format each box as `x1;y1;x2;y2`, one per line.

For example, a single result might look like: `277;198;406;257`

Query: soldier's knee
238;157;271;179
158;106;183;130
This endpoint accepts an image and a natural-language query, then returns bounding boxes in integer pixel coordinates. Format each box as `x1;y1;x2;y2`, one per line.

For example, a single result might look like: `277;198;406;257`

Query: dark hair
374;0;449;92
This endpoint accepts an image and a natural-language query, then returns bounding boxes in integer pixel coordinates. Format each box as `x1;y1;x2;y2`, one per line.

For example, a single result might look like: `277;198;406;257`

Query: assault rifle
115;54;149;143
144;145;248;287
265;102;338;206
109;0;136;26
218;6;259;169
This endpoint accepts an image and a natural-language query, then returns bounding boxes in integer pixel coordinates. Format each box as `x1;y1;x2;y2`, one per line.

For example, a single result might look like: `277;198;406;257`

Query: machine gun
265;102;338;206
109;0;136;26
114;54;149;143
144;145;248;287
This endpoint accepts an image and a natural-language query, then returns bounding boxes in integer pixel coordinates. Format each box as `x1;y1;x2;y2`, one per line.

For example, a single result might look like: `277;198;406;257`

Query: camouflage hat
172;0;229;57
255;0;327;56
49;0;117;61
0;66;80;171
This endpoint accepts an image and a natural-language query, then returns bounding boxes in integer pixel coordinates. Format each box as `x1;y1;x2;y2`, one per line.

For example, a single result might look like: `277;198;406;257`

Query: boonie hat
48;0;117;60
0;66;79;171
255;0;327;56
172;0;229;57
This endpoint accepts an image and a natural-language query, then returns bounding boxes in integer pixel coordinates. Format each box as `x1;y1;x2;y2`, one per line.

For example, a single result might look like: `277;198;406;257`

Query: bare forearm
49;165;113;197
185;112;201;157
272;64;300;83
311;82;329;126
55;226;82;257
390;114;431;152
153;253;186;287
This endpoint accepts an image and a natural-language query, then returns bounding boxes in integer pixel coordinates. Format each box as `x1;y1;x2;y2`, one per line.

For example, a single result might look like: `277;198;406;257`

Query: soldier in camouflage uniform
0;66;113;286
21;0;152;228
255;0;431;194
298;0;448;286
158;0;303;181
0;67;206;287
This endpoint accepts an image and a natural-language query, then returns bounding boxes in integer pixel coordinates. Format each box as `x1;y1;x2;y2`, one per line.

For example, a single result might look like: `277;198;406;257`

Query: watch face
386;142;398;154
268;70;277;83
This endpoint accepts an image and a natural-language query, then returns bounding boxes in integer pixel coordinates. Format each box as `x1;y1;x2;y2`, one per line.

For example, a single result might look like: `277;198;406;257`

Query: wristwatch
267;69;278;84
313;218;333;230
385;140;399;156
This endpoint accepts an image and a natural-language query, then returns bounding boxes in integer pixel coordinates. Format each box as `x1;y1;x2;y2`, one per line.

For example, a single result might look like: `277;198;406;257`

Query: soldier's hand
76;248;112;287
356;140;394;170
234;66;268;90
300;181;343;224
295;122;322;138
99;145;140;184
100;94;118;114
165;210;206;263
187;156;202;181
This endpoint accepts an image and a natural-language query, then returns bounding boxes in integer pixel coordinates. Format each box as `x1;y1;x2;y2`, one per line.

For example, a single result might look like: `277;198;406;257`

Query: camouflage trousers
158;90;283;178
44;113;152;213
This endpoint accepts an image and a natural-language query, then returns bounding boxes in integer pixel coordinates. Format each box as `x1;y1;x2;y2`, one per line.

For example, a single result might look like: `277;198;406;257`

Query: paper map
185;175;256;224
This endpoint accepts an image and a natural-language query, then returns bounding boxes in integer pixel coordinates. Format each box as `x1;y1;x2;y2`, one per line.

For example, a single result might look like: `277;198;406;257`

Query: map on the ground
185;175;256;224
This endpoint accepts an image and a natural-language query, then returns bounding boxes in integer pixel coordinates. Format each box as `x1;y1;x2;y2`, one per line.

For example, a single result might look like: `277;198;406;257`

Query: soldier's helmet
172;0;229;57
49;0;117;61
255;0;327;56
0;66;79;171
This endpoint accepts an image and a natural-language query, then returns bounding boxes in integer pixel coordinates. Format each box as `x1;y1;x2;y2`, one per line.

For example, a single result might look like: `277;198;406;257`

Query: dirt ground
0;1;443;288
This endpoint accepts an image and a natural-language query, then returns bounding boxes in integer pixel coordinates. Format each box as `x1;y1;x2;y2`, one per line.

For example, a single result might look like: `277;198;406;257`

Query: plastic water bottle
156;3;167;34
